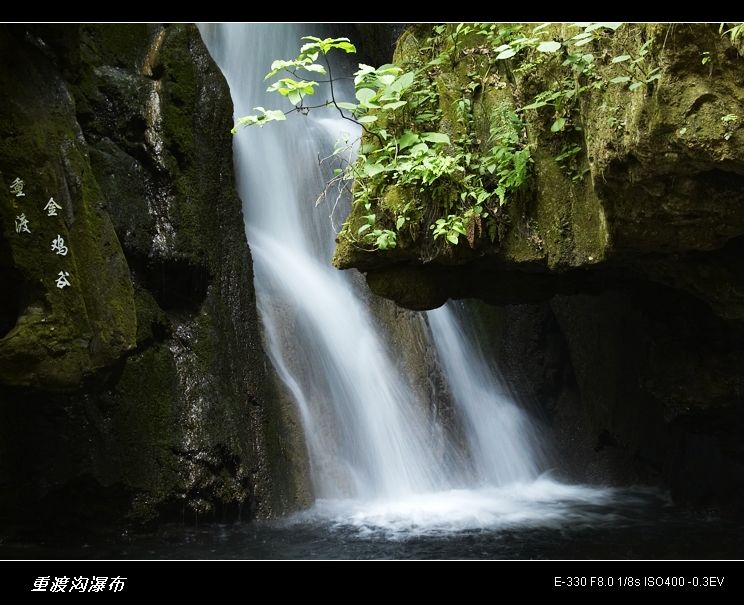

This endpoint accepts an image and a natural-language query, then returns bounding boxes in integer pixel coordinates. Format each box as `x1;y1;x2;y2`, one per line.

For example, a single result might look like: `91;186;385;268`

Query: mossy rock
0;24;310;532
334;24;744;319
0;26;136;390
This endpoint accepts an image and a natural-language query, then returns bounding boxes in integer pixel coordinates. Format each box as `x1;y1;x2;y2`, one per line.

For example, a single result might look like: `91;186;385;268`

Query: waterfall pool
1;485;740;559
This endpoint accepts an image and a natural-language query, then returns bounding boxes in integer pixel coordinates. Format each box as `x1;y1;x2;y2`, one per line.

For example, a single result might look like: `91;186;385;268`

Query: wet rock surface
0;24;308;535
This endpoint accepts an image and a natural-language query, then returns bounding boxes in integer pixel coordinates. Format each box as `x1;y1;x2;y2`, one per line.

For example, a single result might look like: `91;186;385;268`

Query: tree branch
323;53;385;146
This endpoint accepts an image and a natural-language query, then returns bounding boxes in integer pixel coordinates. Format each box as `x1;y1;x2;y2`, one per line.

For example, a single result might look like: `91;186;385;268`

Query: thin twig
323;53;385;146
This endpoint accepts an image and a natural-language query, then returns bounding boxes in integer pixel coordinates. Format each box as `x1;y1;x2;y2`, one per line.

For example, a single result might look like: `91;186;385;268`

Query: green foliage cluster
721;23;744;45
235;23;669;251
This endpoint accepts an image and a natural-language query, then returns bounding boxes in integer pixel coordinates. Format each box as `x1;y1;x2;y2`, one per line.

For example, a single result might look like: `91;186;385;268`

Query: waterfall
199;23;463;500
197;25;612;532
427;302;546;486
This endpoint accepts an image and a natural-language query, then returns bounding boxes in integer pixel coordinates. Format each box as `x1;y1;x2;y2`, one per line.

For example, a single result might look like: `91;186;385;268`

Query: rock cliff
0;24;307;534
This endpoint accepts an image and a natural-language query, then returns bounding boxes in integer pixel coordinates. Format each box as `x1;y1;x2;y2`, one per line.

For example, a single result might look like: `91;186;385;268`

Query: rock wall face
0;24;308;534
334;24;744;509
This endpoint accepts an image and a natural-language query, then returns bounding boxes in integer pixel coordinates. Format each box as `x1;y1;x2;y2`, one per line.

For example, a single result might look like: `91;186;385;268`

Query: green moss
393;27;426;64
160;27;198;167
133;286;168;346
105;346;181;519
0;28;136;389
381;185;405;212
434;71;466;142
80;24;151;69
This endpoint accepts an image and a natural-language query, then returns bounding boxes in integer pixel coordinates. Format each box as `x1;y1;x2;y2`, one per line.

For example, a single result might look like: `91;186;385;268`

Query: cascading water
199;23;460;501
199;23;617;536
427;302;546;486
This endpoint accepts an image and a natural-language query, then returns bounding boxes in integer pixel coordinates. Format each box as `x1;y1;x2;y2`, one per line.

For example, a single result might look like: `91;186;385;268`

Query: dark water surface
1;486;742;559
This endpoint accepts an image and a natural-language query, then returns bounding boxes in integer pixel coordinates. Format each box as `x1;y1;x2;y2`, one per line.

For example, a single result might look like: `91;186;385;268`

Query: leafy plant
720;23;744;45
555;144;586;182
234;23;668;254
234;36;357;128
607;40;661;92
721;113;738;140
432;214;467;245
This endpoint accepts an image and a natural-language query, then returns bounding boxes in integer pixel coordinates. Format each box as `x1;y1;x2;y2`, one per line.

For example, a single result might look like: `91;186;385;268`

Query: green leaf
537;40;562;53
263;109;286;122
629;81;643;91
572;31;594;41
420;132;451;145
446;232;460;245
269;59;293;70
234;115;258;129
610;75;631;84
354;63;377;85
357;115;378;124
409;142;430;155
265;59;295;79
357;224;371;235
376;232;395;250
611;54;631;63
391;71;415;93
396;216;405;229
522;99;548;110
376;63;403;75
583;23;602;32
363;163;385;177
551;117;566;132
336;101;358;111
382;100;407;111
335;41;357;53
397;131;420;149
496;47;517;60
303;63;327;74
355;88;377;104
300;36;356;55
